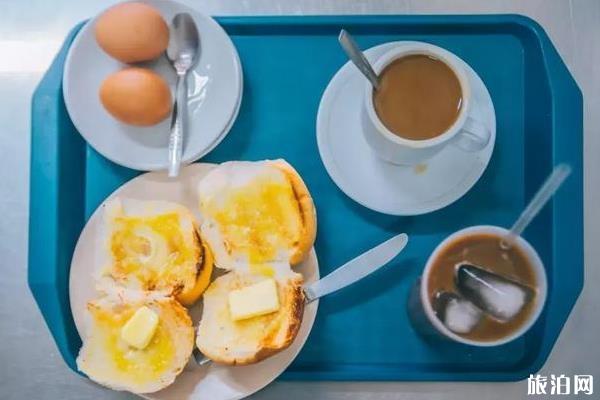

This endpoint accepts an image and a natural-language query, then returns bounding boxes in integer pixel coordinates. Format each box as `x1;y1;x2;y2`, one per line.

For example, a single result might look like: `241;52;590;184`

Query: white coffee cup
362;42;491;165
411;225;547;347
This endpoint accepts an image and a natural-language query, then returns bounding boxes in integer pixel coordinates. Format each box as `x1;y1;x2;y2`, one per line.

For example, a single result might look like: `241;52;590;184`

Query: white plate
69;163;319;400
63;0;243;171
317;42;496;216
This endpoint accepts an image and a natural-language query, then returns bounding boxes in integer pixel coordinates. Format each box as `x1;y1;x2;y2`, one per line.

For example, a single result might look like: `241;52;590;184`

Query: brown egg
95;2;169;63
100;68;172;126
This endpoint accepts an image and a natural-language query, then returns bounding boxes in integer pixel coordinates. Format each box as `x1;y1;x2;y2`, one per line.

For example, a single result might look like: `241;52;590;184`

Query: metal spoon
338;29;380;90
501;163;571;249
166;13;200;178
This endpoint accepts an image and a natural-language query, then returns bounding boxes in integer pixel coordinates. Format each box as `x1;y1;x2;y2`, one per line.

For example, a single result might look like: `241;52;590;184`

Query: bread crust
268;160;317;265
250;282;305;365
231;280;304;365
77;295;194;394
176;234;214;306
197;274;305;366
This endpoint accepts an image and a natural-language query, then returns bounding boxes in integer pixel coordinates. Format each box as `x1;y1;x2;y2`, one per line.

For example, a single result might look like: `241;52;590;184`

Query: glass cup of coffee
408;225;547;346
362;42;491;165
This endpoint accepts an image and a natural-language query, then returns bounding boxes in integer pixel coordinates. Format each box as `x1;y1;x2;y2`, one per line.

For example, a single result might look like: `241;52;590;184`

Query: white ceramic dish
69;163;319;400
63;0;243;171
317;41;496;216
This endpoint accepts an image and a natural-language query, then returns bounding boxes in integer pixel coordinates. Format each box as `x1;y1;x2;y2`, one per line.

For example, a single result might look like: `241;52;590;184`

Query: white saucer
63;0;243;171
69;164;319;400
317;42;496;216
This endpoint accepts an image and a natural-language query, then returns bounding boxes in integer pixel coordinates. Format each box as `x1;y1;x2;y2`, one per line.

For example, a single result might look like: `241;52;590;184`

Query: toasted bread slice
196;269;304;365
195;159;315;365
76;292;194;394
197;159;316;270
267;160;317;265
99;198;213;305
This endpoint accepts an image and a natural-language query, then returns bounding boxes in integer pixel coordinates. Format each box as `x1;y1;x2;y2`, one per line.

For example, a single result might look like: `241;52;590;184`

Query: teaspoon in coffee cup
338;29;380;90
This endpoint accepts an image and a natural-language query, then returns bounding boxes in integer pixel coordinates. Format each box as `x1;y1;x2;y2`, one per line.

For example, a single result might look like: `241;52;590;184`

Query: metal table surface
1;1;598;399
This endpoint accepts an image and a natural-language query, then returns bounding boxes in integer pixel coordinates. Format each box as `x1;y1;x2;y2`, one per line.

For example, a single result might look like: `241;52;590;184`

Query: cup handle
452;116;491;152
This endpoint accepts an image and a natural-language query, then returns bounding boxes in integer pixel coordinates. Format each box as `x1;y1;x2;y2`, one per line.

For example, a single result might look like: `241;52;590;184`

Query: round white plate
69;163;319;400
317;42;496;216
63;0;243;171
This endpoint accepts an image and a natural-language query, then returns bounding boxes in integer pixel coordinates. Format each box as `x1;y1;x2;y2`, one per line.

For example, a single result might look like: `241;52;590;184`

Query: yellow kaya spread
88;304;175;384
109;213;196;290
204;176;302;271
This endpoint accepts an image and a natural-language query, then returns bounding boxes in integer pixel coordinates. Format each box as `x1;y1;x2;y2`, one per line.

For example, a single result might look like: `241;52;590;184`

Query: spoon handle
168;73;187;177
504;163;571;246
338;29;380;90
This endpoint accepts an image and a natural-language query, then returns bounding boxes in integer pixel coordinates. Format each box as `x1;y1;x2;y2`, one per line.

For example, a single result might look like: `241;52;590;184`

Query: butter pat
228;279;280;321
121;306;159;349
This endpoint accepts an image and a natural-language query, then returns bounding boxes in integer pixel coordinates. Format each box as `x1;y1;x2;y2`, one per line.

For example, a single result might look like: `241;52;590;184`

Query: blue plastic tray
29;15;583;381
